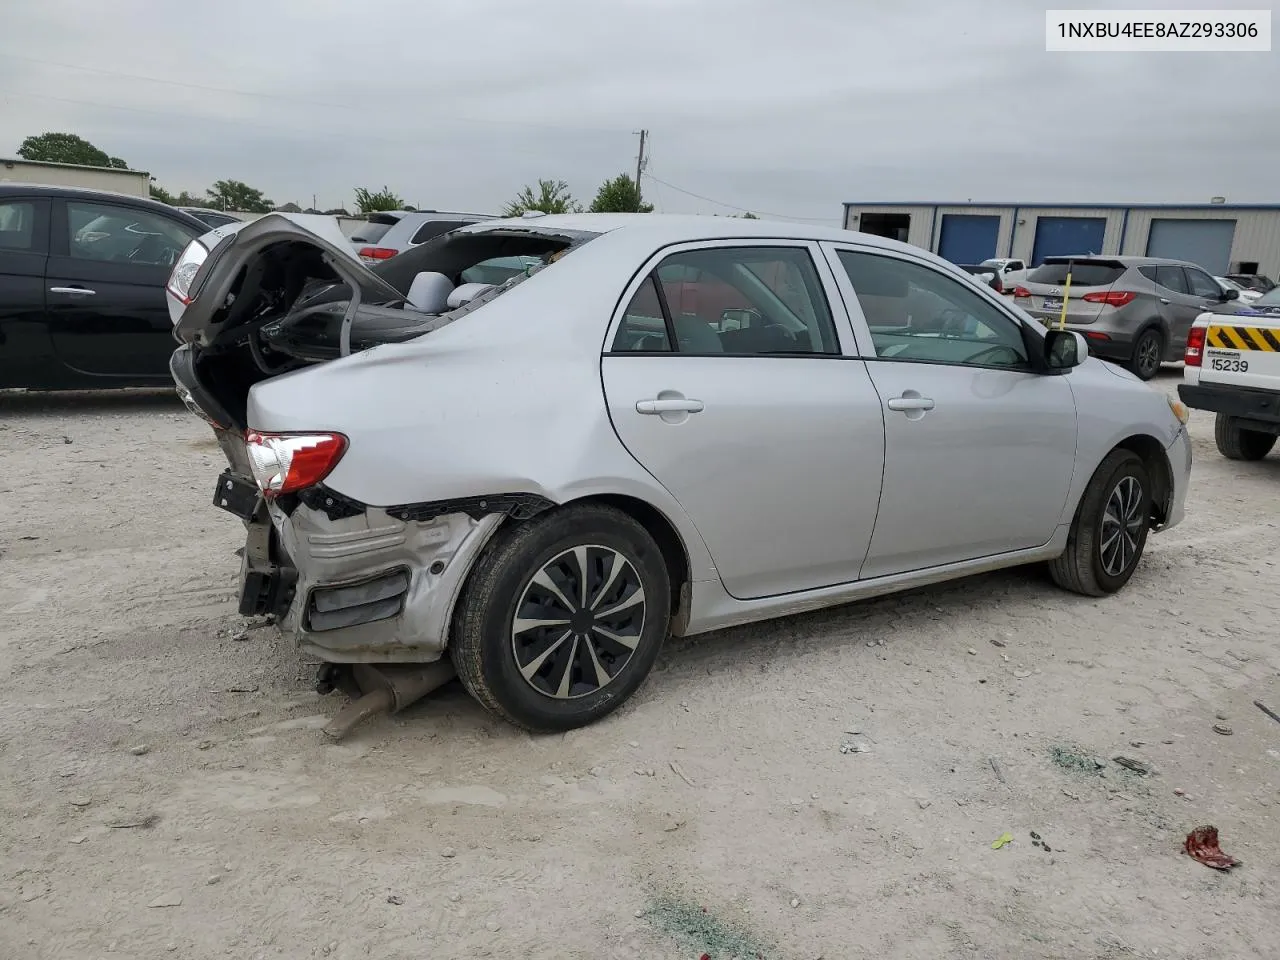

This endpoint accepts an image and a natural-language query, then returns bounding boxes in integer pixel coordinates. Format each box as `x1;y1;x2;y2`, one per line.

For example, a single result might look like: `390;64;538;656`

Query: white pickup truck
1178;291;1280;461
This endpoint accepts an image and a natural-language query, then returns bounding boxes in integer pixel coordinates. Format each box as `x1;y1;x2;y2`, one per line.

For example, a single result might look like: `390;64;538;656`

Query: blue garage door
1030;217;1107;266
937;215;1000;264
1145;219;1236;275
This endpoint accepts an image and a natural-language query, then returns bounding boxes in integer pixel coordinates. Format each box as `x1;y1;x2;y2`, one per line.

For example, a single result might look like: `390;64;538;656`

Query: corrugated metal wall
1122;208;1280;277
843;206;934;248
844;203;1280;278
0;161;150;197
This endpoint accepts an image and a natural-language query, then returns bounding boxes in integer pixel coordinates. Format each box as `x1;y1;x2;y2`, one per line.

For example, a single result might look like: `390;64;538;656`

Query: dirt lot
1;372;1277;960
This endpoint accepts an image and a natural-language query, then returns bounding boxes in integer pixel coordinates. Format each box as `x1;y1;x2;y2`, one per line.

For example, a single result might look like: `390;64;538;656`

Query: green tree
353;186;404;213
738;211;758;219
149;180;175;204
322;207;351;217
588;173;653;213
503;178;582;216
18;132;128;168
206;179;273;213
175;191;212;208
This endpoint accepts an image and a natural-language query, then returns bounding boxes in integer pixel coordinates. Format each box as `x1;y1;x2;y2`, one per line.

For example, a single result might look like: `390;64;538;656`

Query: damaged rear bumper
228;478;553;663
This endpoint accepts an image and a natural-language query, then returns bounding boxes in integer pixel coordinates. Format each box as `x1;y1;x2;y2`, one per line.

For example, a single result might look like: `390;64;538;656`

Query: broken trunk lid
173;213;405;349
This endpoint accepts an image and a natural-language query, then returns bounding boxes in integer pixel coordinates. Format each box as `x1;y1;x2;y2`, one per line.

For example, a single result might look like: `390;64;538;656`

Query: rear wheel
1214;413;1277;461
1049;450;1152;597
1128;328;1164;381
450;504;670;732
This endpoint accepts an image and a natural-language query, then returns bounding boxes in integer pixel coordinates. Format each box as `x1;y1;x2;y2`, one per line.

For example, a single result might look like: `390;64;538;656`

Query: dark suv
1013;255;1245;380
0;183;207;390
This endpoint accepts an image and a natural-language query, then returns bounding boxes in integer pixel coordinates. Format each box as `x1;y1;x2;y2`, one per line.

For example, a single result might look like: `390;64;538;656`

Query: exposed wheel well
1114;434;1172;525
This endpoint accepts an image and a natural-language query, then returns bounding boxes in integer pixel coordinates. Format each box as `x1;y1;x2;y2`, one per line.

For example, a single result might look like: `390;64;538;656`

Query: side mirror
1222;287;1239;301
1044;329;1087;370
719;307;758;332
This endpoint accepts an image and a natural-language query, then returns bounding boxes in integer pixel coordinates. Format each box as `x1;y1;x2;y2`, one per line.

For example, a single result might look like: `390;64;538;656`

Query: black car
1225;273;1275;294
0;183;208;390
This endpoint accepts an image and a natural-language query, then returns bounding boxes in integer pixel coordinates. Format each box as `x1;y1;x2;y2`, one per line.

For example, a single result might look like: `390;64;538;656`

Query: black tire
1048;450;1152;597
1127;327;1164;381
450;503;671;732
1214;413;1277;461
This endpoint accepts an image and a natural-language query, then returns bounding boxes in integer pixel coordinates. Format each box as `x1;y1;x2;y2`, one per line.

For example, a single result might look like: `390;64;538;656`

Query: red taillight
357;247;397;261
244;431;348;498
1013;286;1031;298
1082;290;1136;307
1185;325;1206;367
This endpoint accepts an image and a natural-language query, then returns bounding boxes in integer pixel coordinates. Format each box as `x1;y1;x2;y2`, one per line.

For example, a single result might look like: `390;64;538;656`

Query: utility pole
633;129;648;211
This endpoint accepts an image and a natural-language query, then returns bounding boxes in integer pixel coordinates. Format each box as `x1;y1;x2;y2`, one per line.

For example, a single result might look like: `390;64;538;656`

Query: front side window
1185;267;1222;299
836;249;1029;369
611;245;838;355
67;201;196;267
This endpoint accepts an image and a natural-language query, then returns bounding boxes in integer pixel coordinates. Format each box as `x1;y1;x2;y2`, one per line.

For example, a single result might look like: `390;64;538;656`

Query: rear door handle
49;286;96;296
636;398;705;415
1159;297;1170;304
886;396;935;412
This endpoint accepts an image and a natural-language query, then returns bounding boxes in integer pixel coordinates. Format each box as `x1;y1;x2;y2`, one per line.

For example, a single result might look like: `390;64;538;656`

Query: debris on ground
989;757;1009;787
1213;724;1234;736
107;813;158;830
1255;700;1280;726
669;761;696;786
1184;826;1241;870
991;832;1014;850
1112;756;1151;776
839;742;870;755
1050;746;1104;774
642;895;772;960
147;893;183;908
129;744;149;756
386;894;403;905
1030;831;1053;852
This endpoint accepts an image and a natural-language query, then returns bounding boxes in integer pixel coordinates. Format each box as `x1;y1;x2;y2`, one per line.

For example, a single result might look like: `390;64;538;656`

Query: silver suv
1014;256;1243;380
347;210;493;264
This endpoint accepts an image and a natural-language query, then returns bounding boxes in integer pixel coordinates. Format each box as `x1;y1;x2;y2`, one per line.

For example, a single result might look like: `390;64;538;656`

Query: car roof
1038;254;1199;268
0;181;208;228
456;212;931;257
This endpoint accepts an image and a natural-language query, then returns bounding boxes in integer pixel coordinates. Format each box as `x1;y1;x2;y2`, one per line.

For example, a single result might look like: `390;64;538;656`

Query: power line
641;171;838;223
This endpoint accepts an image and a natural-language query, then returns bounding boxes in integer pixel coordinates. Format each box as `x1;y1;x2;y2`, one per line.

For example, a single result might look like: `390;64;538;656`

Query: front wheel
450;504;671;732
1049;450;1152;597
1127;328;1164;381
1214;413;1277;461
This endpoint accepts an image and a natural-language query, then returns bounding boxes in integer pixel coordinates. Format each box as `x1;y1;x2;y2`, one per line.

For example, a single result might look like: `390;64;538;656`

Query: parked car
957;263;1003;292
1215;275;1262;303
0;183;209;390
347;209;493;264
1013;255;1244;380
980;257;1029;292
1179;284;1280;460
178;207;243;230
167;213;1190;732
1224;273;1275;294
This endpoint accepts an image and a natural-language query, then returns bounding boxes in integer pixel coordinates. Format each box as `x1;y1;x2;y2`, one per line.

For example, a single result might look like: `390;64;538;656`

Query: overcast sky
1;0;1274;222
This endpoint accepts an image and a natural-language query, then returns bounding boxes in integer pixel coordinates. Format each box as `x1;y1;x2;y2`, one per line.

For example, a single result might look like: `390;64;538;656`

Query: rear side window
410;220;468;245
0;200;38;251
1027;261;1125;286
1153;265;1189;293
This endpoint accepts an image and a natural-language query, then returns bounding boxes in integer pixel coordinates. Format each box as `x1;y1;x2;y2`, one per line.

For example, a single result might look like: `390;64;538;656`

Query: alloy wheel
1136;334;1161;377
1099;476;1144;577
511;545;646;699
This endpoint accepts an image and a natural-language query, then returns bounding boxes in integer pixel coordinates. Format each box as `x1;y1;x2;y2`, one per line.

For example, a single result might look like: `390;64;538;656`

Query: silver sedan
168;213;1192;732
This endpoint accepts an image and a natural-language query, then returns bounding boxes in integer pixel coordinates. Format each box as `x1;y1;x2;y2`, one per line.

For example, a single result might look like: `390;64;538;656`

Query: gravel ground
1;371;1277;960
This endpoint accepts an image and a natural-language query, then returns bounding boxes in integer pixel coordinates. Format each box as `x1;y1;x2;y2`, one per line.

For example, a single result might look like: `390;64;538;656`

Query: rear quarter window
1027;261;1125;286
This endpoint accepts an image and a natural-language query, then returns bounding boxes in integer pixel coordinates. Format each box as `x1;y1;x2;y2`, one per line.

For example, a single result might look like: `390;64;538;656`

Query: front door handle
1159;297;1171;304
886;396;935;412
636;398;705;415
49;286;96;296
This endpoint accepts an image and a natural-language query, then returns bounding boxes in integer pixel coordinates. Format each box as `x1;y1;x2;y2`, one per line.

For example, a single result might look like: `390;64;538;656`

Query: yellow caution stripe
1206;324;1280;352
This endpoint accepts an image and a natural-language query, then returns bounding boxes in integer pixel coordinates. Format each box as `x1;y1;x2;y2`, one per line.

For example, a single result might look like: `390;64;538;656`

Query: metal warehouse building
841;201;1280;278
